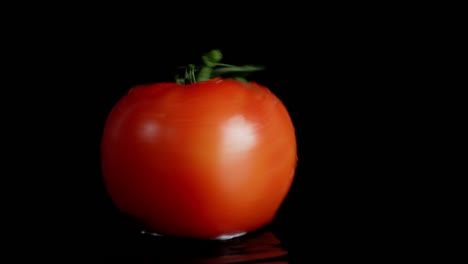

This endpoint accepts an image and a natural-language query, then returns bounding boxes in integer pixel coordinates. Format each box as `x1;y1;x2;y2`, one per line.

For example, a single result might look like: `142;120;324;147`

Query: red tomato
101;78;297;239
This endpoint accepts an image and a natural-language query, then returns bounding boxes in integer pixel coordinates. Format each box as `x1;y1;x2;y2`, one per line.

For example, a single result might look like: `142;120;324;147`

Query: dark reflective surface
140;231;287;263
96;222;289;263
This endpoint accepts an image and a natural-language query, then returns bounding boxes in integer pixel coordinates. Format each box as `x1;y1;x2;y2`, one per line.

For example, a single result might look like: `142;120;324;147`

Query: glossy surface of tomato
101;78;297;239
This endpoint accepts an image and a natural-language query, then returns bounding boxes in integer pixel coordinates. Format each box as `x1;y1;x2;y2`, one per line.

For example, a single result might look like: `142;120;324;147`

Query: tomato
100;51;297;240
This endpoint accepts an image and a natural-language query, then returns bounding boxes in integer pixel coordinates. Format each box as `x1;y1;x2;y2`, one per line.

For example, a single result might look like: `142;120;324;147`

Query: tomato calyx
175;49;264;85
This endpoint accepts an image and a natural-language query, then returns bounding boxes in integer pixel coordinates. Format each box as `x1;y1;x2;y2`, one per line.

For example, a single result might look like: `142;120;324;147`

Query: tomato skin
101;78;297;239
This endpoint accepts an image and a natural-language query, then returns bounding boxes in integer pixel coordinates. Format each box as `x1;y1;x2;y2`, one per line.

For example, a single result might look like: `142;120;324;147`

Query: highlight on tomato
100;50;297;240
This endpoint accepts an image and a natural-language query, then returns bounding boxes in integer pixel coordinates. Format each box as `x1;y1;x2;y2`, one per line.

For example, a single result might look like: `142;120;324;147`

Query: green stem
176;49;264;84
196;67;213;82
197;49;223;82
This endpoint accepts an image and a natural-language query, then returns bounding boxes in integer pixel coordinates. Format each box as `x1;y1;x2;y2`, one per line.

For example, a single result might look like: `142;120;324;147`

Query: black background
10;5;441;260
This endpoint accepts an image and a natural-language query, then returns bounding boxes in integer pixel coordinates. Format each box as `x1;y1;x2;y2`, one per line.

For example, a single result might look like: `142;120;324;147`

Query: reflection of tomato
101;70;297;240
